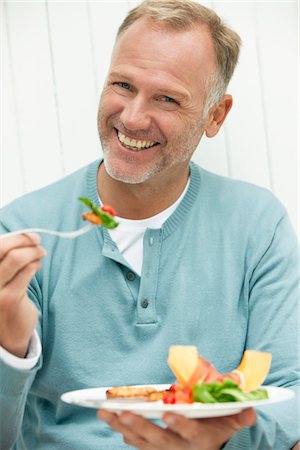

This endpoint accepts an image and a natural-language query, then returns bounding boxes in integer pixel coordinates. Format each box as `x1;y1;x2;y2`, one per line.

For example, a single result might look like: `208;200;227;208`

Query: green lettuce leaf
192;379;269;403
79;197;119;229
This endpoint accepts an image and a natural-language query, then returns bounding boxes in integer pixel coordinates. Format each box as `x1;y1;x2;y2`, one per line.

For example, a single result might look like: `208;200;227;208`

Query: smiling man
97;13;232;217
0;1;299;450
98;19;214;186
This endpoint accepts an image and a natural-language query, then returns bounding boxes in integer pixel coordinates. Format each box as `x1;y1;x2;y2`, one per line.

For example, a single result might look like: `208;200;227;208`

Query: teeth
117;131;156;150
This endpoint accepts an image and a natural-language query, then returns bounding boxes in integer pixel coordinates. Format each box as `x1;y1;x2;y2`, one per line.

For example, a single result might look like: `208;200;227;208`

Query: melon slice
168;346;199;385
235;350;272;392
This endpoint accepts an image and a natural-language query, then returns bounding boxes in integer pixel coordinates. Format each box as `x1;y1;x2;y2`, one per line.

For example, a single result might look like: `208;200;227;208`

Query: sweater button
141;299;149;308
126;271;136;281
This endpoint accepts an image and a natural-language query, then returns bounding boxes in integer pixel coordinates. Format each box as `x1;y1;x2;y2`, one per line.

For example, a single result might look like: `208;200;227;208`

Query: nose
119;95;151;131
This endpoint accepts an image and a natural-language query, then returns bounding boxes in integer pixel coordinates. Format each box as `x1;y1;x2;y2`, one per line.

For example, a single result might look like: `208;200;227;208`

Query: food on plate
235;349;272;392
168;345;199;385
79;197;118;229
192;379;268;403
164;346;271;404
147;389;171;402
105;346;272;404
106;386;158;399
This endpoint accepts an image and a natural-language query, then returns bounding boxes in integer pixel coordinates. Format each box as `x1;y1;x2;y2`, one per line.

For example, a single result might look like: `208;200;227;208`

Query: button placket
140;298;149;308
136;229;161;324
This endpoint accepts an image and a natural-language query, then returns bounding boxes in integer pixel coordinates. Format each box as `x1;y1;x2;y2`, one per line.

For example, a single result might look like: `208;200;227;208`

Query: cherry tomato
169;384;177;392
101;204;117;217
163;393;176;404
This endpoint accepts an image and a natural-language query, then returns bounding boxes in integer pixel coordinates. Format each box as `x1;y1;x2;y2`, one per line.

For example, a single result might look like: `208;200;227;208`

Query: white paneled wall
2;1;298;237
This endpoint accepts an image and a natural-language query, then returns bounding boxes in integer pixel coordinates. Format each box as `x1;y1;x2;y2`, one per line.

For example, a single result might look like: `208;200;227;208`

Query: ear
205;95;233;138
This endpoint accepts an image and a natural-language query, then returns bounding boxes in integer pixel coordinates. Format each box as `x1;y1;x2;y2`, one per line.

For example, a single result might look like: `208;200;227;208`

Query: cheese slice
168;345;199;384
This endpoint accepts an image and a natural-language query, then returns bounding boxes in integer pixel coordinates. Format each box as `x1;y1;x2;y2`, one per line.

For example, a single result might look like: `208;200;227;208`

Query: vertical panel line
253;2;274;191
86;0;100;98
2;0;27;202
44;0;66;176
210;0;231;178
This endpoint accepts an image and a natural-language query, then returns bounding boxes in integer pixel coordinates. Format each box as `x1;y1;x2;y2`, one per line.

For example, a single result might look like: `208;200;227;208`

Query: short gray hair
117;0;241;117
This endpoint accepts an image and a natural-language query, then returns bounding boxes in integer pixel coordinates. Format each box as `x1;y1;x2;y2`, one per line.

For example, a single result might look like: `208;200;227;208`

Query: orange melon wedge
235;350;272;392
168;346;199;385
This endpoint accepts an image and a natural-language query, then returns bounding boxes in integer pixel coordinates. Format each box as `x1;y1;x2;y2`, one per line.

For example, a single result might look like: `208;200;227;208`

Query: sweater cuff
0;330;41;370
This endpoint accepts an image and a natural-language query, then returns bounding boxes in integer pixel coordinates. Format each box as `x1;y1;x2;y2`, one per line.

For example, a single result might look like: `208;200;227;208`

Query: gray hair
117;0;241;118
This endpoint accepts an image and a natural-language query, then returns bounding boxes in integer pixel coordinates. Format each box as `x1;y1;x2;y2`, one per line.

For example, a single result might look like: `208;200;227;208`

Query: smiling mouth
117;130;159;151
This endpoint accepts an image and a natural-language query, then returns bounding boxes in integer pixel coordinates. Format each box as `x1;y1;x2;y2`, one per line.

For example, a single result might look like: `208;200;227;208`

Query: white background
1;0;299;237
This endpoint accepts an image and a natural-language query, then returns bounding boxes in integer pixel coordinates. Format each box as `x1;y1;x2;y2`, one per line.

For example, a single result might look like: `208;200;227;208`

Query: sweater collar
85;159;201;239
160;162;201;239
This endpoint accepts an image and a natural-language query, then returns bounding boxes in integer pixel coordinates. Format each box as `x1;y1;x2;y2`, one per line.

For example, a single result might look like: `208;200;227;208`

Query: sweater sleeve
0;282;43;450
224;214;300;449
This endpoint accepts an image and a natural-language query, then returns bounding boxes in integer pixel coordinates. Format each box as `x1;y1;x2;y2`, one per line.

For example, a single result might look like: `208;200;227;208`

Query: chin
103;158;160;185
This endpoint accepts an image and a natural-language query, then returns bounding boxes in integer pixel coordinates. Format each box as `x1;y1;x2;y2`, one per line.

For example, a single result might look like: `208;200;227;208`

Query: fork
0;223;95;239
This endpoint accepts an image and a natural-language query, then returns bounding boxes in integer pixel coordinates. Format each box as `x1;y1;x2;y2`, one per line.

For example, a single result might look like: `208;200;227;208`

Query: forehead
110;18;216;93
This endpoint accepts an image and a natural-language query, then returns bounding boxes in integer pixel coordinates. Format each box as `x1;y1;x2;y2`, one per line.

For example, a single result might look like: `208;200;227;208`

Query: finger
231;408;256;428
100;410;186;450
0;246;46;287
99;410;148;437
0;261;42;309
163;413;206;442
163;408;256;446
99;410;151;449
0;233;41;259
99;410;171;450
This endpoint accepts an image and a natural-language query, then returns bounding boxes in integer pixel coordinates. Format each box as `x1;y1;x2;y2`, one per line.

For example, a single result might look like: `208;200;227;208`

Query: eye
117;82;131;90
111;81;132;97
156;95;180;111
162;96;178;104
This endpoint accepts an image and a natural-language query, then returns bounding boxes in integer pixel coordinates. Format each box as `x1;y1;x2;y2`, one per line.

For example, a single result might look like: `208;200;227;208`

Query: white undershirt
1;178;190;369
106;178;190;276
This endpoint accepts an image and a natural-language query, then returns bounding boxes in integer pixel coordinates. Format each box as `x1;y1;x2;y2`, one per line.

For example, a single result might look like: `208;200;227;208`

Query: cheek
156;112;181;134
100;90;125;117
159;116;188;143
165;116;204;155
98;99;118;136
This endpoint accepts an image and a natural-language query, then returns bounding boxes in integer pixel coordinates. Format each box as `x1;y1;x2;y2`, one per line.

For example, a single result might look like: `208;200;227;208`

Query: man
0;1;299;449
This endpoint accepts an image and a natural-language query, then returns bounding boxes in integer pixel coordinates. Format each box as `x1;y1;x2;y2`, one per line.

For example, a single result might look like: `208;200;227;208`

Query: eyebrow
109;71;190;102
109;71;132;82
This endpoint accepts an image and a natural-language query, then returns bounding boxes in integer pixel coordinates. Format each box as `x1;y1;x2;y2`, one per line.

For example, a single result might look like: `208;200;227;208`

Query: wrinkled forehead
111;18;217;86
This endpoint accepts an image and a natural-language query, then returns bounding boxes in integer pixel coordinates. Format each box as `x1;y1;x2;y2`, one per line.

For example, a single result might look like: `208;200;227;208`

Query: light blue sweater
0;160;299;450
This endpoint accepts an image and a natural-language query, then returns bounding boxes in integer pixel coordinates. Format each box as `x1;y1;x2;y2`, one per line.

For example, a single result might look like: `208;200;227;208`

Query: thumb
235;408;256;428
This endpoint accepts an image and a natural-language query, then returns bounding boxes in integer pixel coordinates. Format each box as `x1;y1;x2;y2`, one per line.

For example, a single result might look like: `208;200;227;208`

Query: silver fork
0;223;95;239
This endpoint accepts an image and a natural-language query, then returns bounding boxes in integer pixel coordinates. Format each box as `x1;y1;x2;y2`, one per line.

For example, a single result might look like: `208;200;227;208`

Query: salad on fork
0;197;119;239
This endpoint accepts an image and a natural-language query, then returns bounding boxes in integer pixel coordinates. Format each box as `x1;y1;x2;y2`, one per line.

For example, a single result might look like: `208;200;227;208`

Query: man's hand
98;408;256;450
0;233;46;358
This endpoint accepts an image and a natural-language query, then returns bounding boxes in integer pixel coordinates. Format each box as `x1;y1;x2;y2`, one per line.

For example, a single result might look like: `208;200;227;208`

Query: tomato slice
101;204;117;217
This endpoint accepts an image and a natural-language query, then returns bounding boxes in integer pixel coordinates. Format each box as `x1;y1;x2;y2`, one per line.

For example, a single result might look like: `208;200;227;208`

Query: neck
97;162;190;219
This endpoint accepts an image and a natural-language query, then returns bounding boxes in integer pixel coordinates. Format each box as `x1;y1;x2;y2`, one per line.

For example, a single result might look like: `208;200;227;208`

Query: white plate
61;384;294;419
